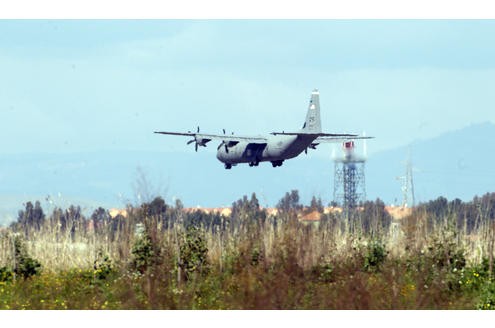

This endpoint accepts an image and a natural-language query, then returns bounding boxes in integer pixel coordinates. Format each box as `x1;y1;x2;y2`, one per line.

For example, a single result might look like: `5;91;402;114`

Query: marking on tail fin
301;89;322;133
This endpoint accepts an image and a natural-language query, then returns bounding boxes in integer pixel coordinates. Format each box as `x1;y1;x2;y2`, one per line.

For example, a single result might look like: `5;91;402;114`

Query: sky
1;19;495;158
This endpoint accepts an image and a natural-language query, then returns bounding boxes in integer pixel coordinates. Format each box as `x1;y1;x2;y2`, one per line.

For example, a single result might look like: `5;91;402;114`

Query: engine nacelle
196;138;211;147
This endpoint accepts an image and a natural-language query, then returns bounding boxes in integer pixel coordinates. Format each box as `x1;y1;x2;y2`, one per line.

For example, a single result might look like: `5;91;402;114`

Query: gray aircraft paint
155;90;370;169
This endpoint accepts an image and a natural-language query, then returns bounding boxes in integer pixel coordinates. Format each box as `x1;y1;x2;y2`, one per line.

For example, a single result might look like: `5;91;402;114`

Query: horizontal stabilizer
271;132;359;137
315;135;374;143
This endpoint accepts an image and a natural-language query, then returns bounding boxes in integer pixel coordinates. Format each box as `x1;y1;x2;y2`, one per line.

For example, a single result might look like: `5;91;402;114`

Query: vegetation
0;191;495;309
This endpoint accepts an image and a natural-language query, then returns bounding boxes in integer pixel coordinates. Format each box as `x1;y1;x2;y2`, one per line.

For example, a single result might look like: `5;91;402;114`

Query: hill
1;121;495;225
367;121;495;204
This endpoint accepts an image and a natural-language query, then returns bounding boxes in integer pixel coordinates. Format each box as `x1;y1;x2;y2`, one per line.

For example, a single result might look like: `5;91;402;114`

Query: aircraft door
243;143;266;162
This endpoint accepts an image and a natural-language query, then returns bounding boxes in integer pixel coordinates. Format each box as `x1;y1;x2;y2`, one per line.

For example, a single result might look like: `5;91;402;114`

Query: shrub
93;250;115;280
477;281;495;310
0;266;13;282
456;259;490;293
13;235;42;279
311;258;334;283
250;246;264;267
130;230;155;274
363;240;387;272
16;256;42;279
426;230;466;271
179;226;209;281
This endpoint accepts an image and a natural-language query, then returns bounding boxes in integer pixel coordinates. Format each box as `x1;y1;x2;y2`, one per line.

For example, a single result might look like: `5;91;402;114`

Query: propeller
187;138;199;152
217;128;229;153
186;126;205;152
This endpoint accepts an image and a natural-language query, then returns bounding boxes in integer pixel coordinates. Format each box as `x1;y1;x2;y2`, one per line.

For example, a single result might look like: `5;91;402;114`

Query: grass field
1;195;494;310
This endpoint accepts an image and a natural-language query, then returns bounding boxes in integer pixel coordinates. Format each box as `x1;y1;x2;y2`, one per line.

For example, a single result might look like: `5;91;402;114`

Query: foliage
311;258;334;283
276;190;302;213
179;225;209;281
363;240;387;272
0;266;13;282
230;193;266;232
16;256;42;280
425;225;466;272
309;196;324;213
3;191;495;309
250;246;263;266
360;199;392;235
13;201;45;233
130;229;155;274
91;207;111;231
12;236;42;279
477;281;495;310
93;250;115;280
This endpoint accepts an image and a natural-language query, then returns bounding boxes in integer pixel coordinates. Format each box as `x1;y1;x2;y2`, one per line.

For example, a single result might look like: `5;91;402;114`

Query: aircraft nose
216;148;224;162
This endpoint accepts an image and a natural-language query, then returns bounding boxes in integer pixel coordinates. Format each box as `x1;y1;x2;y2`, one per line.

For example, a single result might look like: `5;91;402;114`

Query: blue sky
1;20;495;156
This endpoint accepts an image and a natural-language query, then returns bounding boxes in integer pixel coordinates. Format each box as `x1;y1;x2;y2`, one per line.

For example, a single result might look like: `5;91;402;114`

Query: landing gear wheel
271;160;283;167
225;163;232;170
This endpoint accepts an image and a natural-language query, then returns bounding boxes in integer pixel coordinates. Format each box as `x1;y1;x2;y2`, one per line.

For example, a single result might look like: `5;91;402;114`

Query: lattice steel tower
333;141;366;209
396;154;415;208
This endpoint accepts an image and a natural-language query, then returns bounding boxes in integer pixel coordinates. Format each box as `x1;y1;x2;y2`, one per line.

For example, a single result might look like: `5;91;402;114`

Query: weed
363;240;387;272
477;281;495;310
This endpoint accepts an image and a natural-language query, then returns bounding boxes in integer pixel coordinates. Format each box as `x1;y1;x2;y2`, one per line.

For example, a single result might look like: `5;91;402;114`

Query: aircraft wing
198;134;267;143
154;131;268;143
154;131;196;137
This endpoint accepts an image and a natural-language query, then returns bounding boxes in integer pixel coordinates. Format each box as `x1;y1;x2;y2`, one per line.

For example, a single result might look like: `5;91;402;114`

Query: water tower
333;141;366;209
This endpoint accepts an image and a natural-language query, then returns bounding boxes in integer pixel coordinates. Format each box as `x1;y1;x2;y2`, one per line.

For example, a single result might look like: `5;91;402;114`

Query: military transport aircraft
155;90;371;169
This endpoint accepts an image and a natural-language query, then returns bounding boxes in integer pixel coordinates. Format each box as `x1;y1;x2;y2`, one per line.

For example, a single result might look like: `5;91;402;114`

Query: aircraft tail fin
301;89;322;133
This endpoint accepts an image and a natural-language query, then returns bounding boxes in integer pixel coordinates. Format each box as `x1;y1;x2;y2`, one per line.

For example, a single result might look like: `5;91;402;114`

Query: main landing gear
271;160;283;167
248;161;259;167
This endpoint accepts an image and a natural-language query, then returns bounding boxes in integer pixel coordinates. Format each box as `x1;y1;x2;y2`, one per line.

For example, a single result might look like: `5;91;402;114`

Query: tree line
9;191;495;239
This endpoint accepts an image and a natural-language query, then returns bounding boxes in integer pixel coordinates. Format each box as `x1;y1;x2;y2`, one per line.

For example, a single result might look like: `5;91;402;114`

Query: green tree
277;190;302;213
309;196;324;213
360;198;392;235
91;207;110;232
12;235;42;279
14;201;45;233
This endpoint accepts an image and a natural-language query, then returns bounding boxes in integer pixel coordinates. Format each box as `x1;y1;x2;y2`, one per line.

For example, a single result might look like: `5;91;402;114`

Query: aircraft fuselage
216;134;316;166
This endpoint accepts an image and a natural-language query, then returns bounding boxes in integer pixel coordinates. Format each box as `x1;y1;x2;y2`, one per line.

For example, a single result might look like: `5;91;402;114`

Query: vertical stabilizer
301;89;322;133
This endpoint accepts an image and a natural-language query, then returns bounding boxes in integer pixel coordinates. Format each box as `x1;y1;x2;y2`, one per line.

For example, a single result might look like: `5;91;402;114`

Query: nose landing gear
271;160;283;167
224;163;232;170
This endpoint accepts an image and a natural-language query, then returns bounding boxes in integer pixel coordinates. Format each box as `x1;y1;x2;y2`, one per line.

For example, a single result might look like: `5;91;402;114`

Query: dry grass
0;201;494;309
